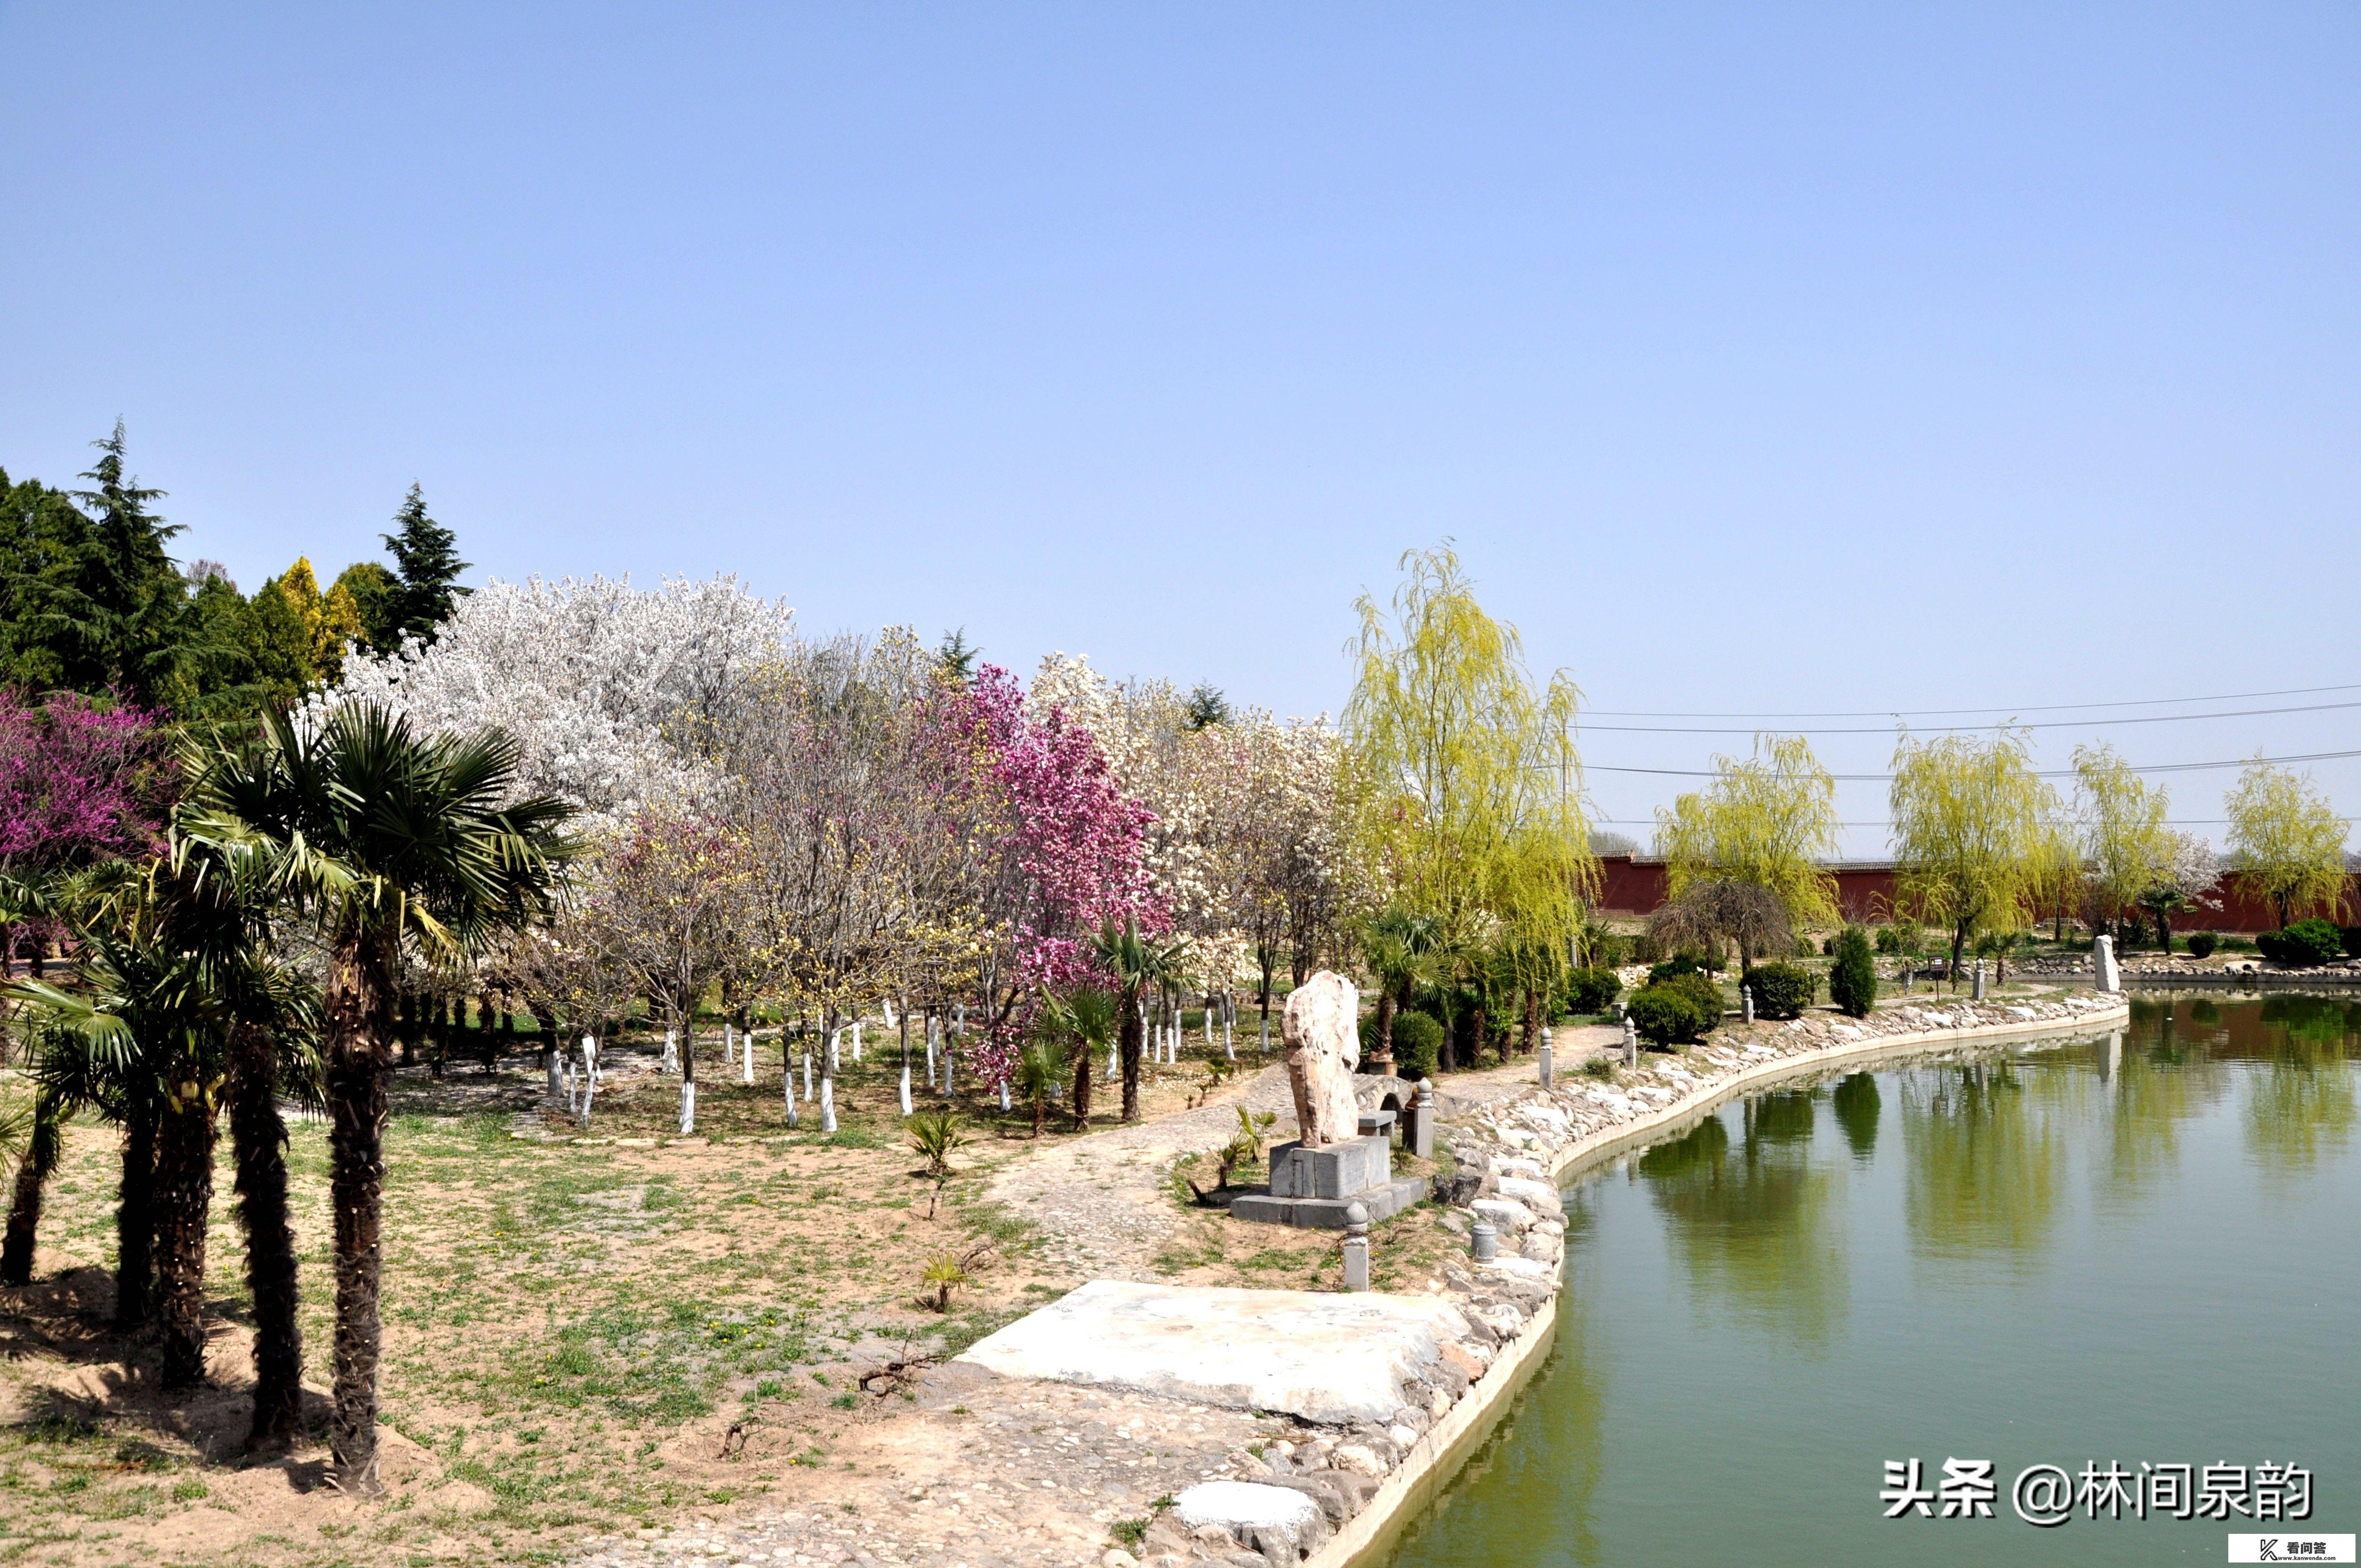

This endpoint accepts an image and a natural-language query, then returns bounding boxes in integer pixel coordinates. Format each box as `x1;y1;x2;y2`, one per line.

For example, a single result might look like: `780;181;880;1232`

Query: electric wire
1581;681;2361;721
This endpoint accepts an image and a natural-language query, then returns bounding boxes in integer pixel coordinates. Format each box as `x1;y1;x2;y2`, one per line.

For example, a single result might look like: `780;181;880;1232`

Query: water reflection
1901;1060;2068;1265
1831;1072;1880;1162
1387;995;2361;1568
1637;1104;1846;1347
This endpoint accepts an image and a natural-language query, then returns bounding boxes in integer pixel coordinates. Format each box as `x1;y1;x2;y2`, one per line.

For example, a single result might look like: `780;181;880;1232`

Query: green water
1385;995;2361;1567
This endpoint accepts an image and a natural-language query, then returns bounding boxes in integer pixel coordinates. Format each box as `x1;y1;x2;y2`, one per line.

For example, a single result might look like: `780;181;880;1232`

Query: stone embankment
2014;955;2361;983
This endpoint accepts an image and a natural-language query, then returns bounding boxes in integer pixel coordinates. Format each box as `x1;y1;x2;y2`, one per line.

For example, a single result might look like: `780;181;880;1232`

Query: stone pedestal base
1229;1176;1429;1230
1230;1134;1426;1229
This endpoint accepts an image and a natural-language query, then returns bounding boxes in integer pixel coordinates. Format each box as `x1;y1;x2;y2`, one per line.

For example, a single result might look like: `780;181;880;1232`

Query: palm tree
172;732;335;1448
186;703;575;1495
1089;921;1179;1124
1011;1036;1065;1138
1359;907;1439;1075
1033;985;1115;1131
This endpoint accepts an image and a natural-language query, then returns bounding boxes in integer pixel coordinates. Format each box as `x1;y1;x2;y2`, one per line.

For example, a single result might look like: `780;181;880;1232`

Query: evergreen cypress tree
63;421;194;706
380;483;470;644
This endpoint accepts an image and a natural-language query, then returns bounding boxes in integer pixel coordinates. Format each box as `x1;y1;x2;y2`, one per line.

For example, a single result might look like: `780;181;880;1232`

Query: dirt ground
0;1021;1362;1568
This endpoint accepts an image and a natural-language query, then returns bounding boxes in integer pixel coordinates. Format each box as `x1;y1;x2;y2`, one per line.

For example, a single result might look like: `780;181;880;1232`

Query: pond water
1384;994;2361;1567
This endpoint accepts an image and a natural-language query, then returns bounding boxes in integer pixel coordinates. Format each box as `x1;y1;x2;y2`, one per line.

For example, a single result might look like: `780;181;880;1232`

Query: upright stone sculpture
1233;970;1426;1229
2094;934;2120;993
1282;971;1361;1147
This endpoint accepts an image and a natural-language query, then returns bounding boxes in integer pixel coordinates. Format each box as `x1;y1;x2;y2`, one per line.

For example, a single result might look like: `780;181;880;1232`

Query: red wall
1590;854;2353;934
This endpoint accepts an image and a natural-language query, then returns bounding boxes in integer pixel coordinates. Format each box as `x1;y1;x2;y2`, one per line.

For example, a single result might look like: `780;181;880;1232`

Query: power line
1578;746;2361;782
1577;698;2361;736
1581;681;2361;721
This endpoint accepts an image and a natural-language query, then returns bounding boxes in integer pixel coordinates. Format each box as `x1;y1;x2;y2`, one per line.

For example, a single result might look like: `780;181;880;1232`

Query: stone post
1341;1204;1370;1291
2095;935;2120;993
1537;1027;1554;1088
1406;1077;1435;1159
1741;985;1754;1026
1972;959;1987;1000
1471;1220;1498;1263
1622;1017;1638;1068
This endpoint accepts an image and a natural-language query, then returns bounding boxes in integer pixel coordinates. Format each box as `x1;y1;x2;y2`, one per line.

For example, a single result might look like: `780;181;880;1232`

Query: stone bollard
1537;1027;1554;1088
1742;985;1755;1026
2094;934;2120;993
1471;1219;1498;1264
1622;1017;1638;1068
1341;1203;1371;1291
1903;965;1914;995
1972;958;1987;1000
1406;1077;1436;1159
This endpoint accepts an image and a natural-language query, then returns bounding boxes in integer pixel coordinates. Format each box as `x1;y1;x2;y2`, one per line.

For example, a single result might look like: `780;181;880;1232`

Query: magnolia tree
322;575;795;831
599;807;760;1131
720;630;951;1107
1033;655;1352;1008
921;664;1161;1088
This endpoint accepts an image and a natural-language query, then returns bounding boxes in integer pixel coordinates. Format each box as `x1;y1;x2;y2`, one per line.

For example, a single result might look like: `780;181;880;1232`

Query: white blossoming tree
320;575;796;830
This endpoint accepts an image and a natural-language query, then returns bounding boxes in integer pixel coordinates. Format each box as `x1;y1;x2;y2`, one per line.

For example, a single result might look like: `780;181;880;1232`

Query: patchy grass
0;1048;1042;1568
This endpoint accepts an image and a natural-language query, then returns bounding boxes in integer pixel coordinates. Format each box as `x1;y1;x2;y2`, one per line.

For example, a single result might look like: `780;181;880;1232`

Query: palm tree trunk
325;927;395;1496
2;1095;61;1286
1069;1035;1093;1130
153;1097;219;1388
1370;992;1397;1075
1119;994;1144;1124
227;1017;303;1449
114;1099;159;1330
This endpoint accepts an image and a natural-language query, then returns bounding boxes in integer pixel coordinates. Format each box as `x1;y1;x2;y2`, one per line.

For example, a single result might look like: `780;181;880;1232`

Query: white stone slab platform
955;1279;1472;1425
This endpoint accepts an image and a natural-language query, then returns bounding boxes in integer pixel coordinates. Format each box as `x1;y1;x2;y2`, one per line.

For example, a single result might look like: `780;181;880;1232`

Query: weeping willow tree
1655;734;1841;941
1889;727;2058;987
2226;760;2351;928
1343;544;1595;1066
2074;743;2170;938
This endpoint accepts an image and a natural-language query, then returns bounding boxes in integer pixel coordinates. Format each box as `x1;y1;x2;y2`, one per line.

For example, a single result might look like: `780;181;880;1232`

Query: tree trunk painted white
926;1014;939;1088
851;1022;862;1063
583;1033;600;1088
784;1047;798;1126
998;1079;1010;1111
1259;1011;1269;1053
741;1027;754;1084
547;1046;562;1100
819;1076;836;1135
1105;1044;1118;1082
564;1059;577;1113
899;1062;913;1116
826;1030;839;1072
802;1051;813;1102
678;1079;695;1136
943;1037;954;1099
661;1029;678;1074
723;1023;733;1066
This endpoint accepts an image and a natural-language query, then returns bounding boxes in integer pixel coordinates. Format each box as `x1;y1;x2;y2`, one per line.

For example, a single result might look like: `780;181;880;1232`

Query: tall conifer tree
380;484;469;644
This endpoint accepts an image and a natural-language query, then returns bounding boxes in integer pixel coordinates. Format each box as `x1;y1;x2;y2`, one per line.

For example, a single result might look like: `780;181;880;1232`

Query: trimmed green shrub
2257;919;2344;967
1359;1008;1444;1079
2185;931;2218;960
1745;962;1815;1020
1828;927;1877;1017
1626;983;1715;1047
1650;970;1723;1022
1559;967;1622;1017
1647;953;1701;986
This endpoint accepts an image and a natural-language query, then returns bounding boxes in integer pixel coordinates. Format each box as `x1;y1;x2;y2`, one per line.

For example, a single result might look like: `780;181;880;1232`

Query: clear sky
4;4;2355;853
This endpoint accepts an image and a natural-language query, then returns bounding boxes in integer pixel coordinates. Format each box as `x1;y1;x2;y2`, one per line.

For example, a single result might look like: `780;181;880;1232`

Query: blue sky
3;4;2355;852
